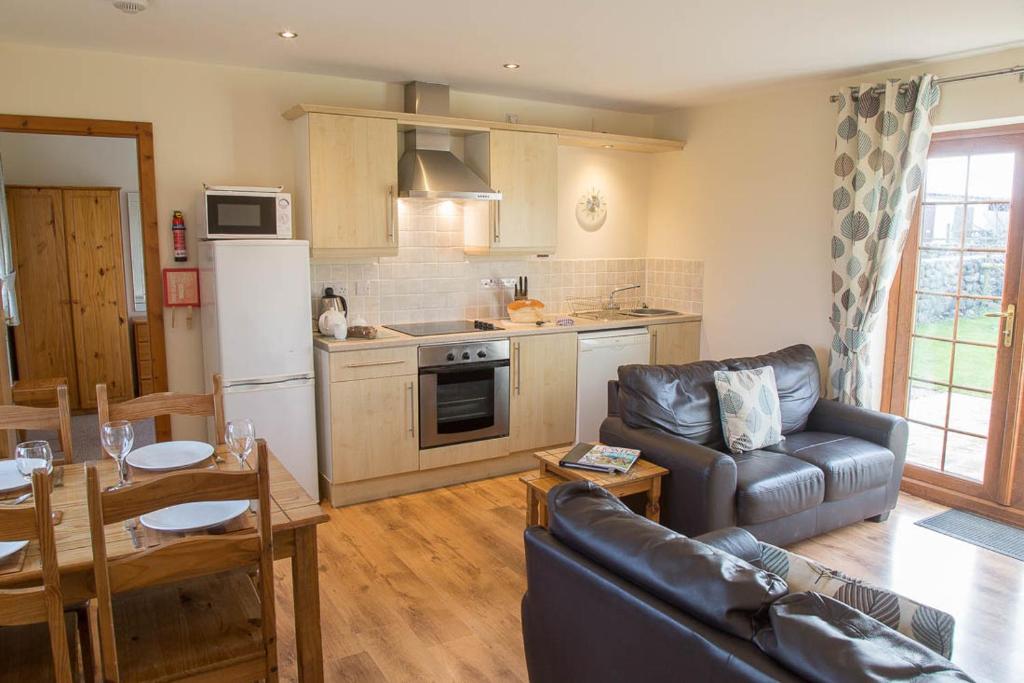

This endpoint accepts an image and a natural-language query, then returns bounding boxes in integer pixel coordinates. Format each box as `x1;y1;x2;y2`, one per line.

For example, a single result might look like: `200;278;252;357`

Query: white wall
0;42;657;437
649;46;1024;388
0;132;143;314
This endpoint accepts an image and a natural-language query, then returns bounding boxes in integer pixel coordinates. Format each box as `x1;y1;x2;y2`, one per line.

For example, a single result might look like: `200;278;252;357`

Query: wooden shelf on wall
283;104;685;154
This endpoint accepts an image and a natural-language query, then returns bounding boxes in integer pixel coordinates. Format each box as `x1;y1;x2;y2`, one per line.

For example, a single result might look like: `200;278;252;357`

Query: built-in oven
418;339;510;449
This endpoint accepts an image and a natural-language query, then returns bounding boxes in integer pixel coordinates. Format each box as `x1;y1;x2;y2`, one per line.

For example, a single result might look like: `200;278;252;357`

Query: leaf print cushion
713;367;784;453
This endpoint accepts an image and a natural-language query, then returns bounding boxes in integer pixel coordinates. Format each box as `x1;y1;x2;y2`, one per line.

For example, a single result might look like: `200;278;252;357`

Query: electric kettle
317;287;348;337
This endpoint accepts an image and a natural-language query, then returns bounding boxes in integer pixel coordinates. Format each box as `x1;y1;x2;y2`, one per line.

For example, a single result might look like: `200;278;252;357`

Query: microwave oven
198;185;292;239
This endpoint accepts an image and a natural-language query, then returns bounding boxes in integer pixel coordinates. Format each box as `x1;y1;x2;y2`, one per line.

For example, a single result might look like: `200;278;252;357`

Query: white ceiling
2;0;1023;112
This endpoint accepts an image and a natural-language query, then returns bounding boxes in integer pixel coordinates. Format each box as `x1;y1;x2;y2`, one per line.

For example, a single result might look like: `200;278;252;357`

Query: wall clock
576;188;607;231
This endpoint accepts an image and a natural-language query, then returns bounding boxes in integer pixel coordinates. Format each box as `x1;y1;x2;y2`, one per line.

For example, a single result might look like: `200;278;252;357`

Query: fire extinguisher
171;210;187;262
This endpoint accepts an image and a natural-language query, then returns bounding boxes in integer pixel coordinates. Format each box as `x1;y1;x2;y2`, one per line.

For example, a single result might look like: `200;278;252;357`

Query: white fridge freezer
576;328;651;443
200;239;318;498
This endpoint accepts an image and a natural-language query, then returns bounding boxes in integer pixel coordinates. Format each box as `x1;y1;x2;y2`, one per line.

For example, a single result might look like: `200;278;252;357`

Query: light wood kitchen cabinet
294;113;399;258
329;373;419;483
465;129;558;255
510;333;578;452
650;321;700;365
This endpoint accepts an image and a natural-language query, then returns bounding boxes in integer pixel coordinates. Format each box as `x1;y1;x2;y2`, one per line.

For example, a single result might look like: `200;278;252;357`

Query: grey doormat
915;509;1024;561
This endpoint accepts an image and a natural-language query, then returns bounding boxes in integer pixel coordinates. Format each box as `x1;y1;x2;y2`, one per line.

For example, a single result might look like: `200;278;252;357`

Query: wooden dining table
0;445;329;682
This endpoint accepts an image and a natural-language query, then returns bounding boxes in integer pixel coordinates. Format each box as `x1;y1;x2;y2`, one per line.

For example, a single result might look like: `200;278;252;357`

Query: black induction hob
384;320;503;337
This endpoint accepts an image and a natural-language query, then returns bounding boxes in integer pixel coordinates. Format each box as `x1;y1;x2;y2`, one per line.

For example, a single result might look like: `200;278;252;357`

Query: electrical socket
321;283;346;297
355;280;370;296
480;277;518;289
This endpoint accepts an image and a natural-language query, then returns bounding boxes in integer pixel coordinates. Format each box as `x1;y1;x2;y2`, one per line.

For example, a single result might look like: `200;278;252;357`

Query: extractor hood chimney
397;82;501;201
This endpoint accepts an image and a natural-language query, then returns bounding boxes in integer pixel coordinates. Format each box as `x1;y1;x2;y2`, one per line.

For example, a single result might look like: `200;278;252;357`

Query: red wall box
162;268;201;307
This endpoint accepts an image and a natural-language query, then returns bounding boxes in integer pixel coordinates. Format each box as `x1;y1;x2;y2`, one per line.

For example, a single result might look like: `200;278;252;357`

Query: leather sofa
522;482;972;683
599;344;908;545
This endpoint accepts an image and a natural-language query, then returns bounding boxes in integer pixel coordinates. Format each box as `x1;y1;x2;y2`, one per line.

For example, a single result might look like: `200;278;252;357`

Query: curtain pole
829;64;1024;103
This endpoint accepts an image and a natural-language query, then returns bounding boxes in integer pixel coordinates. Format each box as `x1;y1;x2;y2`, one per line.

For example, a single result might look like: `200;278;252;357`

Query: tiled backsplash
311;199;703;326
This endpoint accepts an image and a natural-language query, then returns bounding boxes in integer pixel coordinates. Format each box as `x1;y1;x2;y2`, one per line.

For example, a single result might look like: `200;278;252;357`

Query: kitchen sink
623;308;679;317
573;311;633;321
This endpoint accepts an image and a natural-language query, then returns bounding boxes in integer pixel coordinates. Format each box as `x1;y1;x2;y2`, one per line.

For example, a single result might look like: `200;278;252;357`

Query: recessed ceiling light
278;30;299;39
503;63;521;70
602;144;614;149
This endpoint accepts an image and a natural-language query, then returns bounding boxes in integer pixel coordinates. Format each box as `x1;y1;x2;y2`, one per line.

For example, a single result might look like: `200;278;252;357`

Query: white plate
0;459;45;493
0;540;28;562
139;500;249;533
126;441;215;472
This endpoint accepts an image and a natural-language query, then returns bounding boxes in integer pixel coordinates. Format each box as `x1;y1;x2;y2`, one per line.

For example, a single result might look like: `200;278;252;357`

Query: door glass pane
960;252;1005;298
952;343;996;391
944;432;987;481
956;298;1001;344
907;380;948;428
914;294;956;338
917;250;960;294
966;152;1014;202
907;422;944;469
964;202;1010;248
920;204;963;248
948;389;991;436
925;156;968;202
910;337;952;384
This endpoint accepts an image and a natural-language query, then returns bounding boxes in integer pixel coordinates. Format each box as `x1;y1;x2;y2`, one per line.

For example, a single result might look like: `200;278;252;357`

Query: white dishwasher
576;328;651;443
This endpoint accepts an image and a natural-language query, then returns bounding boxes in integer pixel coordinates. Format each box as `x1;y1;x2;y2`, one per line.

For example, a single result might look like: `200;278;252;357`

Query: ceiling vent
112;0;148;14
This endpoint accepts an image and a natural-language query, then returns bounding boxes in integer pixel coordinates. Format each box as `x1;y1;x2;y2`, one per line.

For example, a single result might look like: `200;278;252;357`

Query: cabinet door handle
651;329;658;364
386;184;396;244
493;196;502;244
513;341;521;395
342;359;405;369
407;381;416;437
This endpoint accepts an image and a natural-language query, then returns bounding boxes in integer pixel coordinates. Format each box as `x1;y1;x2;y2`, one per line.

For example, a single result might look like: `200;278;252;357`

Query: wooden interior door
5;187;79;408
888;128;1024;503
62;189;133;408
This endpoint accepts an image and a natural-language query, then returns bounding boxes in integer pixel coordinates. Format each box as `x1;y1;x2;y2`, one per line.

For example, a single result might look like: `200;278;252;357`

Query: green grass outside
911;315;998;392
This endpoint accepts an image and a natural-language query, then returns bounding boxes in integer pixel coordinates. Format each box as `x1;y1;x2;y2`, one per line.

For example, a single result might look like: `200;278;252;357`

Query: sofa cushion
734;451;825;525
754;592;973;682
714;366;784;453
723;345;820;435
547;480;787;639
617;361;728;446
765;432;894;502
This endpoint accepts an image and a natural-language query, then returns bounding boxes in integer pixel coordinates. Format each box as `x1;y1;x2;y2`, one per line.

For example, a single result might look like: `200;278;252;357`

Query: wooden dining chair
85;439;278;682
0;469;77;682
0;384;74;464
96;374;226;444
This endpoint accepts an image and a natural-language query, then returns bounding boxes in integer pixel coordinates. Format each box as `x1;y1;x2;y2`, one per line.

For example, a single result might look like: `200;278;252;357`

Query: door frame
0;114;170;441
883;123;1024;511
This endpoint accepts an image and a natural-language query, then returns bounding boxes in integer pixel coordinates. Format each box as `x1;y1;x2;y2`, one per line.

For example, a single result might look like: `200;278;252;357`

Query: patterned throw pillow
758;542;956;659
713;367;784;453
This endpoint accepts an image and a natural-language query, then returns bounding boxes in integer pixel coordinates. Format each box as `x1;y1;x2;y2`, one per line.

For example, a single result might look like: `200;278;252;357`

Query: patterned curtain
828;75;940;406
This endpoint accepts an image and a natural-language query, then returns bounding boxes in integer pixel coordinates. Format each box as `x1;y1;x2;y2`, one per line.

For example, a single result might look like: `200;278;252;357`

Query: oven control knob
446;352;455;361
477;350;487;358
461;351;471;360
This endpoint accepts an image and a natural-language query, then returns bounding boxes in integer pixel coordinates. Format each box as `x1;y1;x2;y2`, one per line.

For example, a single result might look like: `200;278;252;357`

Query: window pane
966;152;1014;202
956;298;1002;344
911;337;952;384
914;294;956;338
917;250;961;294
948;388;991;436
944;432;987;481
920;204;963;248
952;343;996;391
907;421;944;469
907;380;948;428
960;252;1005;298
925;156;968;202
964;202;1010;248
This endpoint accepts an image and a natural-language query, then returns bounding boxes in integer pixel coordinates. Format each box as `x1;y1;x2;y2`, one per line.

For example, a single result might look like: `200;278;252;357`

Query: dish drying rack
566;295;644;317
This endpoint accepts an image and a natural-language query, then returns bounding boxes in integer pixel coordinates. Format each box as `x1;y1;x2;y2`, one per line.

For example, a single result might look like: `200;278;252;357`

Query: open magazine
559;443;641;474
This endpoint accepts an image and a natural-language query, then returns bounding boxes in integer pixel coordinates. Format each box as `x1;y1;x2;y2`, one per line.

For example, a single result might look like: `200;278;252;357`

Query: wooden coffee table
521;446;669;527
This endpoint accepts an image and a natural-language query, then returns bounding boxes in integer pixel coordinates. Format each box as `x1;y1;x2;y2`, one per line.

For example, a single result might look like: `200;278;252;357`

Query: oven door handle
419;360;510;374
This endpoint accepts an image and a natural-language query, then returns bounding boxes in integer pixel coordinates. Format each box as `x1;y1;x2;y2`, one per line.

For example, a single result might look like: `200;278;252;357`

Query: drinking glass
226;419;256;470
15;440;54;483
101;420;135;490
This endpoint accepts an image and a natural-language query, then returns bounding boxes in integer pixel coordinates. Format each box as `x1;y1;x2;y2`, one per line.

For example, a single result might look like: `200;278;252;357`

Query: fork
124;519;141;549
1;492;32;506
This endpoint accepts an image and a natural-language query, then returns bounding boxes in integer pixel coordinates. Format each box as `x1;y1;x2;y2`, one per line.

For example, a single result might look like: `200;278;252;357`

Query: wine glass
15;440;53;484
101;420;135;490
226;419;255;470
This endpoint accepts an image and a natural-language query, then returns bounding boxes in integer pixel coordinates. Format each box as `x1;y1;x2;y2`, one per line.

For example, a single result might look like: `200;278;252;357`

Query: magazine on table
559;443;641;474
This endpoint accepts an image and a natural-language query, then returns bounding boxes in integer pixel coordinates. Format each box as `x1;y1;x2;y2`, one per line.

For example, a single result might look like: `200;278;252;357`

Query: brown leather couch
599;344;908;545
522;482;972;683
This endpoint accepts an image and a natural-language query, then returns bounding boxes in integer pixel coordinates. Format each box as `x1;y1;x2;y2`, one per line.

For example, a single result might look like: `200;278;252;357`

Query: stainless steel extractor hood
398;82;501;201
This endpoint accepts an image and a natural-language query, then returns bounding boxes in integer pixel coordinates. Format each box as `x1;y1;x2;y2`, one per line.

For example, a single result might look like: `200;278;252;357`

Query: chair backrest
96;374;225;444
0;469;73;682
86;439;277;682
0;384;74;463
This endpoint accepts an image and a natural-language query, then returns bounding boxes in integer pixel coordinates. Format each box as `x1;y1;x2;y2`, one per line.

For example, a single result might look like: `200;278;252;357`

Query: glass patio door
889;128;1024;501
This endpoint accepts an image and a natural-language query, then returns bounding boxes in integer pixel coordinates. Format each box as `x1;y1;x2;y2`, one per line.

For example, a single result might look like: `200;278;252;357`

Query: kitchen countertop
313;312;701;352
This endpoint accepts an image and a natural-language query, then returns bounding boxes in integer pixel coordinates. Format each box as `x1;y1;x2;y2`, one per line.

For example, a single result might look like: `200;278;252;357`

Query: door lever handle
985;304;1015;348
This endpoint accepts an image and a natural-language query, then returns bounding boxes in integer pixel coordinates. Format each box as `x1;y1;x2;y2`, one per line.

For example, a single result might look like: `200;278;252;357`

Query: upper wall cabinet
293;113;399;258
465;130;558;255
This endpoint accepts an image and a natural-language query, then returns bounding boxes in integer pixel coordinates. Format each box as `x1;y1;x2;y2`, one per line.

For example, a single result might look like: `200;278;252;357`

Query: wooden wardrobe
5;186;133;409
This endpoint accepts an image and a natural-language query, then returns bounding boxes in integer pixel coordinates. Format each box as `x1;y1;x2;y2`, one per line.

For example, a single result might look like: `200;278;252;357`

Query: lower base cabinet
330;374;418;483
510;333;578;453
650;321;700;365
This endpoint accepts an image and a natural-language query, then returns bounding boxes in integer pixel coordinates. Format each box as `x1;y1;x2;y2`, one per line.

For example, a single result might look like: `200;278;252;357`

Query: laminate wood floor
271;475;1022;682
